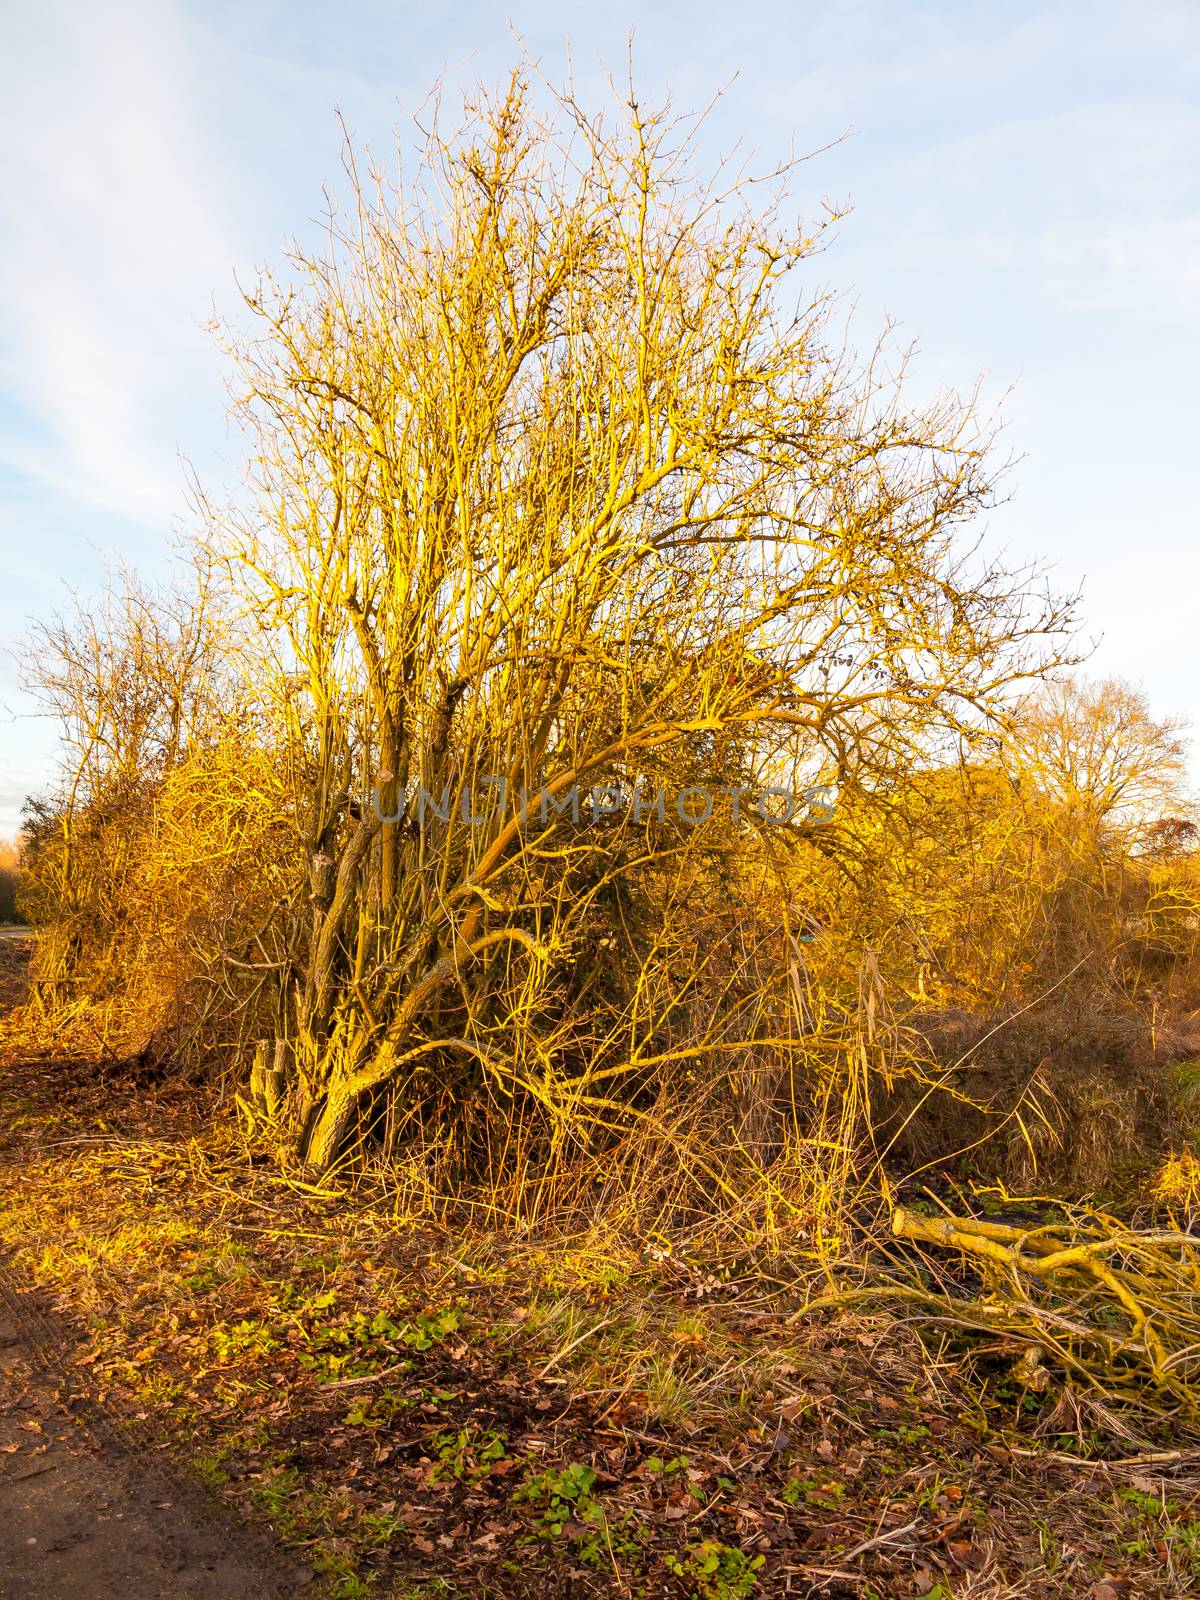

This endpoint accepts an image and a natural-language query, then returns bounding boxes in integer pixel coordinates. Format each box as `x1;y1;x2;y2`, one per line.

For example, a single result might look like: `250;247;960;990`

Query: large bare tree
199;69;1075;1170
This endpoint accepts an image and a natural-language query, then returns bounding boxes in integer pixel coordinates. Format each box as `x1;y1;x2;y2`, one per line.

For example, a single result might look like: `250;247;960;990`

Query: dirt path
0;1269;303;1600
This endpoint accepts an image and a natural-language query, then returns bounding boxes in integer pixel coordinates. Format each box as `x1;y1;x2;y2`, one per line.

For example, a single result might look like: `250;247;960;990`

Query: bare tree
1004;676;1190;843
205;68;1075;1169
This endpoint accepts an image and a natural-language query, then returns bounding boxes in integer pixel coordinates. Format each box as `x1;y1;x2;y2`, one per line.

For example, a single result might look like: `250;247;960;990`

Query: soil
0;1267;302;1600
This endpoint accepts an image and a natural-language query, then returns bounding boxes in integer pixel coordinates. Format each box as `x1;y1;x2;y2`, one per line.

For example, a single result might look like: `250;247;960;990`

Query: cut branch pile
889;1203;1200;1427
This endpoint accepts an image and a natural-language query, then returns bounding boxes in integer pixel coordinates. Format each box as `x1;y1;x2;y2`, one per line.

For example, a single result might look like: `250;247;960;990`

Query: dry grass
4;1024;1200;1597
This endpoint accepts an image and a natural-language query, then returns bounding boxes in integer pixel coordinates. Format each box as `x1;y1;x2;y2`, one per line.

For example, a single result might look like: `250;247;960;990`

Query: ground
1;934;1198;1599
0;1271;301;1599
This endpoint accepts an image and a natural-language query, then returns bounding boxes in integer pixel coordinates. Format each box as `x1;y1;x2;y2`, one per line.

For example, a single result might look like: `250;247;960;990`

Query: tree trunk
300;1086;358;1173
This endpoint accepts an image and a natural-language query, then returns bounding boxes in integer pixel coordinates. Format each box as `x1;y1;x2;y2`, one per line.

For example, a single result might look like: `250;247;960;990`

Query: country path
0;1266;304;1600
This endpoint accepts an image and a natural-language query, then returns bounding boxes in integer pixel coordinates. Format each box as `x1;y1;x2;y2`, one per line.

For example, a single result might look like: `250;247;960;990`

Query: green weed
430;1425;509;1483
665;1538;764;1599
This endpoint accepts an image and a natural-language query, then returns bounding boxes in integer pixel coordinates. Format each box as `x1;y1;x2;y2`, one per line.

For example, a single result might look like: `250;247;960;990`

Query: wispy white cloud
845;99;1200;324
0;0;238;522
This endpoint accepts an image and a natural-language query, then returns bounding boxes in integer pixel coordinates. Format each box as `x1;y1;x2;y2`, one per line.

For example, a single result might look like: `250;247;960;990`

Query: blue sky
2;0;1198;837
